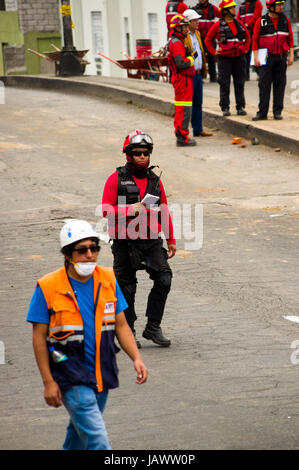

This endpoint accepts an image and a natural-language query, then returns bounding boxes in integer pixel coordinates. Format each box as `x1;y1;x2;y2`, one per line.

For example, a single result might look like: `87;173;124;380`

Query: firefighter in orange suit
168;14;197;146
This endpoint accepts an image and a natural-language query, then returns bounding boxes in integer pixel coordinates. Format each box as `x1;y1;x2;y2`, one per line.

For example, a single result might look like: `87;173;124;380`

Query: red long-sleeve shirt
252;16;294;51
236;0;263;32
102;171;176;245
205;20;251;56
201;4;221;19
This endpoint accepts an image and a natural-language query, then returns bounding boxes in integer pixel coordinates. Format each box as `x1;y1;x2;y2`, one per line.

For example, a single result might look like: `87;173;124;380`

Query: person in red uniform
237;0;263;80
166;1;189;38
205;0;251;117
252;0;294;121
168;14;197;146
192;0;221;82
102;130;176;348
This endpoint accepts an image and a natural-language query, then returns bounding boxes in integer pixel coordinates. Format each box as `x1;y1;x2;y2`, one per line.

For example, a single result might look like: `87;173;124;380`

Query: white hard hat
60;219;99;249
184;9;201;21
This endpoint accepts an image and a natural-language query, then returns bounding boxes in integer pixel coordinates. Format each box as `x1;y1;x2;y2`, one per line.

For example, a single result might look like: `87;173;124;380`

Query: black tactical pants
112;239;172;329
257;53;287;117
218;55;246;111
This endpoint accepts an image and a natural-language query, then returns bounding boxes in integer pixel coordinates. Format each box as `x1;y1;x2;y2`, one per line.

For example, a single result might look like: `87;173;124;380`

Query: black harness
220;18;246;43
260;13;289;36
194;3;216;20
117;166;161;206
239;0;257;18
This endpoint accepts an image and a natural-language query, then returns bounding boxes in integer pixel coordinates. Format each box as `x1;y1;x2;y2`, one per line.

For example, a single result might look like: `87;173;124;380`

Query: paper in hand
250;48;268;66
141;193;160;208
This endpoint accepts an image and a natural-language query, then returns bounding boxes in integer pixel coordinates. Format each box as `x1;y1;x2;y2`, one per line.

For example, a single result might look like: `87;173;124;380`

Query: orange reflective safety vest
38;266;119;392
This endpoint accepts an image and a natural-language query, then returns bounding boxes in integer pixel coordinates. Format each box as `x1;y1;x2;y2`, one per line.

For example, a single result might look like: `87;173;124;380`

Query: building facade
0;0;297;77
70;0;168;77
0;0;61;76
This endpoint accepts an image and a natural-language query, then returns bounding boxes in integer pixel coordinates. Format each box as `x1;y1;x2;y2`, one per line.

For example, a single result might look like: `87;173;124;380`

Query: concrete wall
17;0;60;33
0;1;61;76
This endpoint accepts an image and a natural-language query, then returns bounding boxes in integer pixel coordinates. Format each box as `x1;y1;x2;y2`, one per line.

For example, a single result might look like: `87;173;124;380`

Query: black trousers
257;54;287;117
203;39;217;81
218;55;246;111
112;239;172;330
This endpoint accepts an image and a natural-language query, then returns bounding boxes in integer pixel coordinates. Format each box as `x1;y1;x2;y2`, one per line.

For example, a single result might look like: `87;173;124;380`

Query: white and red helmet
122;130;153;161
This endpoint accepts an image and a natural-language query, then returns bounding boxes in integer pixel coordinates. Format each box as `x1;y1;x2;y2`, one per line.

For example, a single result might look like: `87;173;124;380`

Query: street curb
2;74;299;155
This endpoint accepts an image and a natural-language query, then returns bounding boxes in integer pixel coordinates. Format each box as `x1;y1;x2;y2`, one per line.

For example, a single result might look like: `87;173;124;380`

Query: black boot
142;321;171;347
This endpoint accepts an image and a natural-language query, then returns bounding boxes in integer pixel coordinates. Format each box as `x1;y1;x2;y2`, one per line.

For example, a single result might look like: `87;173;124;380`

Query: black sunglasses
131;150;150;157
73;245;100;255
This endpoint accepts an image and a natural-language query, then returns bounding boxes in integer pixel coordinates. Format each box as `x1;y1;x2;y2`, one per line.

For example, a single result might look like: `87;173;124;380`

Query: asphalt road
1;87;299;451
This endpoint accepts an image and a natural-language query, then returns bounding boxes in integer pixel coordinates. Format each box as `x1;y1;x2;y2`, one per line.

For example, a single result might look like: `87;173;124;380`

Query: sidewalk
3;60;299;154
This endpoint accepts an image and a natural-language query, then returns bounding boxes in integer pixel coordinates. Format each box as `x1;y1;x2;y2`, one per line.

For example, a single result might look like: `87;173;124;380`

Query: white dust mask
72;262;96;277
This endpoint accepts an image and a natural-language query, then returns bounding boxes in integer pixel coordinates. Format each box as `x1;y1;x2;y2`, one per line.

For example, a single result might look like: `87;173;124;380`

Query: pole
59;0;83;76
61;0;74;51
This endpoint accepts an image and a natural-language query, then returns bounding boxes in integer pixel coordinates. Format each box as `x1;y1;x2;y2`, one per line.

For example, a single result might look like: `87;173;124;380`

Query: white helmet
184;9;201;21
60;219;99;249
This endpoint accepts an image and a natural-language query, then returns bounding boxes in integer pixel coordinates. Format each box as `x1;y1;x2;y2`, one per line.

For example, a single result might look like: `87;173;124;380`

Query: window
148;13;159;52
2;0;18;10
91;11;104;55
124;17;131;58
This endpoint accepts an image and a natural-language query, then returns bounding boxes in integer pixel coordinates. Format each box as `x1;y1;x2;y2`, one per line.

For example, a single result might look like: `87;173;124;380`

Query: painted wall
0;11;23;75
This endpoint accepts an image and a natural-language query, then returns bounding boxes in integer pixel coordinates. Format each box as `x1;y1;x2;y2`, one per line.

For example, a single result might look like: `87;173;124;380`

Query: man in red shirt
237;0;263;80
102;130;176;348
205;0;251;116
192;0;221;82
252;0;294;121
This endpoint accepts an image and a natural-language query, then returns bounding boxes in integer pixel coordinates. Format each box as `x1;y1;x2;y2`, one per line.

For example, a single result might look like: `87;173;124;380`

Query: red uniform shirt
102;171;176;245
196;4;221;38
252;16;294;51
205;19;251;56
237;0;263;32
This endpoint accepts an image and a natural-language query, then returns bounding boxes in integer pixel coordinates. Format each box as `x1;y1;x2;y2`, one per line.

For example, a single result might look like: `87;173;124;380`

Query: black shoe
237;108;247;116
252;113;267;121
142;322;171;347
176;137;197;147
274;114;283;120
222;109;231;117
